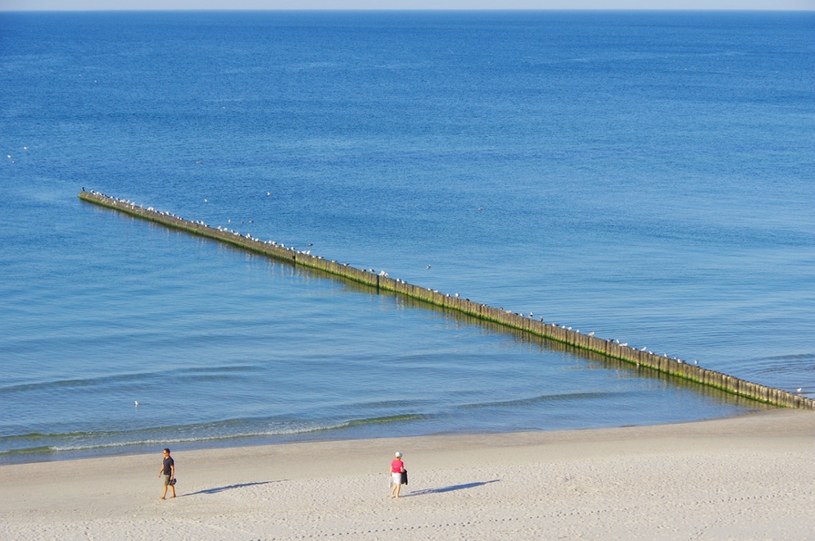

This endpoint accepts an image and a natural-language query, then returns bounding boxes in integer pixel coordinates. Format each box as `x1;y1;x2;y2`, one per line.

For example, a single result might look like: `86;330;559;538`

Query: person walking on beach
390;451;406;499
159;448;176;500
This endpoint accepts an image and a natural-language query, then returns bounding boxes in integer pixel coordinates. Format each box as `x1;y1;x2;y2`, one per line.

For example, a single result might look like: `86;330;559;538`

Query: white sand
3;409;815;540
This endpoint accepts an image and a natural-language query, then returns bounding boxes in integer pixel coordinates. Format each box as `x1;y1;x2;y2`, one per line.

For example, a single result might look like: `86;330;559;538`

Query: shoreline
0;400;768;467
4;409;815;539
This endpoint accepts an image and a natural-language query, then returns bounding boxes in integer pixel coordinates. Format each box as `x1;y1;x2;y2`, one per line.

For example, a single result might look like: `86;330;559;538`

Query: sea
1;10;814;464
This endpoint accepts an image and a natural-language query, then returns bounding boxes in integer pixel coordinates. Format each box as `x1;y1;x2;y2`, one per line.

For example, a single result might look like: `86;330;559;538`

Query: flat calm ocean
1;10;813;463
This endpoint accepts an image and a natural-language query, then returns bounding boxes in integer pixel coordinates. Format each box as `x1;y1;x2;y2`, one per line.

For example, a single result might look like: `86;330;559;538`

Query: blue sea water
1;10;814;464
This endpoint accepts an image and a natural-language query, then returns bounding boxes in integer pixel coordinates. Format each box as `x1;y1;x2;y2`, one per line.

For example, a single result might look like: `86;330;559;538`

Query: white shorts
391;472;402;485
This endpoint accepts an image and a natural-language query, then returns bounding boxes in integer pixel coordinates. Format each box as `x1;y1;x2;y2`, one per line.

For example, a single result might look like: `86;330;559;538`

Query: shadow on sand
182;480;277;496
407;479;500;496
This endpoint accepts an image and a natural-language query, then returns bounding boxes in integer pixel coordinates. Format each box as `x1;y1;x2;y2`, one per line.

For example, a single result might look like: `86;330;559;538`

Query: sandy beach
3;409;814;540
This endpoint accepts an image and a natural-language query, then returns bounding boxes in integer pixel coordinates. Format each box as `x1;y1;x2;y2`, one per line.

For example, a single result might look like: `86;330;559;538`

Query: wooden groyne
79;189;815;410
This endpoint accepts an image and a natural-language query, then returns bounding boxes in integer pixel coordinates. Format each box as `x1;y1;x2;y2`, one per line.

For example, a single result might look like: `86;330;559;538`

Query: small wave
339;414;427;428
0;446;59;457
743;352;815;364
334;399;433;410
0;364;260;394
0;431;299;457
0;414;429;458
0;430;103;444
730;353;815;377
458;391;624;410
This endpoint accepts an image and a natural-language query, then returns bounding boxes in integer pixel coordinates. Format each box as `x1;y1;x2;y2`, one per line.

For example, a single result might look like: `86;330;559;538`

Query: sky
1;0;814;11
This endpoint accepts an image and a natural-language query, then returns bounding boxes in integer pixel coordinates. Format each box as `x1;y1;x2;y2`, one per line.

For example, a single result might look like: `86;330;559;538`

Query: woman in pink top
390;451;405;499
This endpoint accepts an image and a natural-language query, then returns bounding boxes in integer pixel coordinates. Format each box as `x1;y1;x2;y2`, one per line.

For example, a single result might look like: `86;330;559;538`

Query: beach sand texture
2;409;814;540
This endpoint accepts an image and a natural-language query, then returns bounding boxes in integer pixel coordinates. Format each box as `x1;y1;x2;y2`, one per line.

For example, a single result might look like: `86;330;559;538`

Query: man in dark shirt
159;448;176;499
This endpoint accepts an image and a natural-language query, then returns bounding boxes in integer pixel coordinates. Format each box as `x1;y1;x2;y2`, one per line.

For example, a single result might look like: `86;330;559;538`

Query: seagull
134;400;140;407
